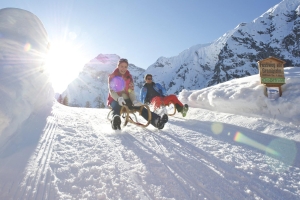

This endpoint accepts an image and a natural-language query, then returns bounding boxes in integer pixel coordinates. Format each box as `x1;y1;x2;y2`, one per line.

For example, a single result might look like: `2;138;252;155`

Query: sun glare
45;41;87;93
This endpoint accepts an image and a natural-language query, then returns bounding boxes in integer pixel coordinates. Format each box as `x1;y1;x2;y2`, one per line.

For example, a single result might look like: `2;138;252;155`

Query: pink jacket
107;68;134;106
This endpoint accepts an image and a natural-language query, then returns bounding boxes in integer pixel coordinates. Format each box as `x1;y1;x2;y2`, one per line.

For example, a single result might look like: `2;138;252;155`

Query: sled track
127;127;235;200
164;121;300;200
4;104;298;200
88;113;154;199
18;111;59;200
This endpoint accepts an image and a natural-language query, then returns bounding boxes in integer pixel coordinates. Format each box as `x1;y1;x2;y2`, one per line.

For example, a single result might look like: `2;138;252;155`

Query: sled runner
107;104;152;128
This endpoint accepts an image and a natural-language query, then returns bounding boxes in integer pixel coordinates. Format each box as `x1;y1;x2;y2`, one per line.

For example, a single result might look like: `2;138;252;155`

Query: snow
2;59;300;200
2;71;300;199
1;7;300;200
0;8;54;147
180;67;300;127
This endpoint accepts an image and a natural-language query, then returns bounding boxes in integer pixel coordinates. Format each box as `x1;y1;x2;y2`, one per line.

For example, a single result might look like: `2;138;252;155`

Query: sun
45;40;87;93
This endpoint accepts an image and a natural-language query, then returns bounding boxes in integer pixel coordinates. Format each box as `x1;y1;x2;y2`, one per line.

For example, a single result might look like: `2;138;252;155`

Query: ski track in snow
19;110;59;200
2;102;300;200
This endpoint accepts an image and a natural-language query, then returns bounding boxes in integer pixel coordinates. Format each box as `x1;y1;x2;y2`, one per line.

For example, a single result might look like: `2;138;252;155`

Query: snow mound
179;67;300;126
0;8;54;146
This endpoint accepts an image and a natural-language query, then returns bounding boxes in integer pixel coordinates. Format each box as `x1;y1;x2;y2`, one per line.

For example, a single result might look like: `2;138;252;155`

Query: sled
107;104;152;128
120;104;152;127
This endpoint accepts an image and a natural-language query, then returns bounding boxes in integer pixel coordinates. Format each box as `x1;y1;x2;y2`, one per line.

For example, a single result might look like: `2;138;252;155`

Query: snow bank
0;8;54;146
179;67;300;125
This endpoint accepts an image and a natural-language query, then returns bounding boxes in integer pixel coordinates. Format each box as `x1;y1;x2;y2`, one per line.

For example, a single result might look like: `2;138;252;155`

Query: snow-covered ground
0;67;300;200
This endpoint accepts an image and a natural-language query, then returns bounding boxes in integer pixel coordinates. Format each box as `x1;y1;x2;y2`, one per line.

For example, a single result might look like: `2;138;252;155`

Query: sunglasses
147;78;152;80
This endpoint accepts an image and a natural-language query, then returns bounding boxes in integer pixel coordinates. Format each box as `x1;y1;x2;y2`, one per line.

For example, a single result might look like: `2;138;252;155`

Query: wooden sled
107;104;152;128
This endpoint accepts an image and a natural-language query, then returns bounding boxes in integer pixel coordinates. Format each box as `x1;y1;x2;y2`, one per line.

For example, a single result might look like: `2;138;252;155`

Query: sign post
257;56;285;98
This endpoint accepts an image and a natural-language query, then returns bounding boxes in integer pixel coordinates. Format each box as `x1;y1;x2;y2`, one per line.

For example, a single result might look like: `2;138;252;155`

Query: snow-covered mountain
62;54;145;107
146;0;300;94
63;0;300;107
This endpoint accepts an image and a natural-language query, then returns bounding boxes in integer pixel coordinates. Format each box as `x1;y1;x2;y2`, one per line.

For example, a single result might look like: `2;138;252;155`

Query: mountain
62;0;300;107
62;54;145;107
144;0;300;94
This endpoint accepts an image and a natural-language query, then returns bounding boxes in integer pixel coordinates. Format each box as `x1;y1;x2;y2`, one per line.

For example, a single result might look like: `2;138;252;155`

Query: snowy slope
0;68;300;199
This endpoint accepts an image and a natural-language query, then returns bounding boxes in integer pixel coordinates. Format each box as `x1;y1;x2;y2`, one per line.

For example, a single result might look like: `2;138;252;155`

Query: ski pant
110;99;160;128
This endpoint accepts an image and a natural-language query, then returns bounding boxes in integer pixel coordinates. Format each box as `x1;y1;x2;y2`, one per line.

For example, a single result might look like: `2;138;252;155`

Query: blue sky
1;0;282;92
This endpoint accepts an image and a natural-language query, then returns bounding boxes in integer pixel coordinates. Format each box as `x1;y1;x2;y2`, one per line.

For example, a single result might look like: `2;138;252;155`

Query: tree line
57;95;105;108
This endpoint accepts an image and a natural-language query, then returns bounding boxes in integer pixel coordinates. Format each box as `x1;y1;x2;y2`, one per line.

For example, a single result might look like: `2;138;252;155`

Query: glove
118;97;126;106
132;100;143;106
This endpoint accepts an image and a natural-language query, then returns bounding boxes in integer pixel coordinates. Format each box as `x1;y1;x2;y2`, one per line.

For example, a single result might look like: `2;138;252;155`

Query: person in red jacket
107;58;168;130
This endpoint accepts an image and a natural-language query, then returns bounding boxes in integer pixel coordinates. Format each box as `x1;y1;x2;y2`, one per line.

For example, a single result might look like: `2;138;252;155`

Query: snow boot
111;115;121;130
156;114;168;129
181;104;189;117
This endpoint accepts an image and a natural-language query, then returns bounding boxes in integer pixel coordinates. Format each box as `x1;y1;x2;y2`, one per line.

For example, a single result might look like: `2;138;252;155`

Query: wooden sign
257;57;286;97
258;57;285;84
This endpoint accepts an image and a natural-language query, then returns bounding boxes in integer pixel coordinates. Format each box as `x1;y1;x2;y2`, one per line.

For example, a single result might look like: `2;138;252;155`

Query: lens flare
110;76;125;92
234;132;278;156
211;122;223;135
266;138;297;168
24;43;31;51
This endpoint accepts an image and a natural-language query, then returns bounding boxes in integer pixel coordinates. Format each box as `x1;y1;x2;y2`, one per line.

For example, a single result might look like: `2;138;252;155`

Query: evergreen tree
62;96;68;106
85;101;91;108
94;96;105;108
71;98;81;107
57;94;63;104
